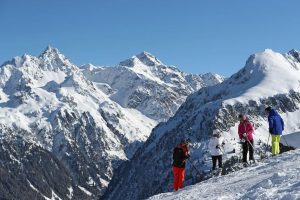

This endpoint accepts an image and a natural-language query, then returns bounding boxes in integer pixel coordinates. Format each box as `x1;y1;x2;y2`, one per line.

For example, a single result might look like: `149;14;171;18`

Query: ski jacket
173;144;189;168
268;109;284;135
238;120;254;140
208;136;225;156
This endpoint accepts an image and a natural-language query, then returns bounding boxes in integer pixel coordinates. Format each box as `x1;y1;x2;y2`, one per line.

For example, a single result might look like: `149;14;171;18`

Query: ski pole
246;137;265;159
245;137;261;158
187;158;202;176
245;138;255;150
217;146;225;155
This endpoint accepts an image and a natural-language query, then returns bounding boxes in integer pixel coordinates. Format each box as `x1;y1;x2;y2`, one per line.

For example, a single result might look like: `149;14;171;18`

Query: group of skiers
172;106;285;192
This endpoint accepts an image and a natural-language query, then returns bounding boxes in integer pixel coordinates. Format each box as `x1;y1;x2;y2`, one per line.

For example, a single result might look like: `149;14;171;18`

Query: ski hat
265;106;272;112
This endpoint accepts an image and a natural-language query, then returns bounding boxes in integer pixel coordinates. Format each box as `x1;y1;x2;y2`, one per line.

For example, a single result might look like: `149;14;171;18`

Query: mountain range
0;46;223;199
105;49;300;200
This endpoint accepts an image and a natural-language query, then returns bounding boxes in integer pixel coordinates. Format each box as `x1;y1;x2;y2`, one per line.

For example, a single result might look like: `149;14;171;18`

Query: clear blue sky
1;0;300;76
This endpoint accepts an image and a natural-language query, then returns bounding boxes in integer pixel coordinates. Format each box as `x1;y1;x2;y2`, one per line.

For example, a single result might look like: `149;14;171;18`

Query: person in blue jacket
265;107;284;155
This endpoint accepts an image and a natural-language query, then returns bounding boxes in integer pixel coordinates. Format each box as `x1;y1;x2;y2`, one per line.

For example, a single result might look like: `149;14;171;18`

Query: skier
172;139;190;191
238;114;255;165
265;107;284;155
208;131;225;175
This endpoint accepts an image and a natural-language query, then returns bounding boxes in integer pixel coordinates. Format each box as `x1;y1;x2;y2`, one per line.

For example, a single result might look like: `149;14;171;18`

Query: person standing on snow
238;114;255;165
172;139;190;191
208;131;225;175
265;107;284;155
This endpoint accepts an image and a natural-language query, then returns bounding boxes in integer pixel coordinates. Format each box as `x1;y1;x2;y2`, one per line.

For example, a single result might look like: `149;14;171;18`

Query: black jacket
173;145;189;168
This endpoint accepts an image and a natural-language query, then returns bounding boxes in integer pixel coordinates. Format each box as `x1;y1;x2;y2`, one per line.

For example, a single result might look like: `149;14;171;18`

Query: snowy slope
208;49;300;104
284;132;300;148
0;46;157;199
148;149;300;200
105;49;300;200
81;52;224;121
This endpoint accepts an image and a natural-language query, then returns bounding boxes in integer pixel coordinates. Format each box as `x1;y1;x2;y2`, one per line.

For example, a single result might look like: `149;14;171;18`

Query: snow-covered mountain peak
1;46;71;71
80;63;103;71
287;49;300;63
135;51;163;66
288;48;300;55
0;47;159;198
38;46;74;71
199;73;226;86
119;51;163;67
0;47;224;199
82;51;224;121
207;49;300;105
40;45;61;57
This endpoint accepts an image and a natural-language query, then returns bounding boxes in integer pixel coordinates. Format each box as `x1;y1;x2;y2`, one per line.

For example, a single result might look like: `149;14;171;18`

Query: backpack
173;146;186;168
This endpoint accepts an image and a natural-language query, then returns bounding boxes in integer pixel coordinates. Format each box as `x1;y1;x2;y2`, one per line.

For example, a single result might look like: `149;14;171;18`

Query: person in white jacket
208;131;225;175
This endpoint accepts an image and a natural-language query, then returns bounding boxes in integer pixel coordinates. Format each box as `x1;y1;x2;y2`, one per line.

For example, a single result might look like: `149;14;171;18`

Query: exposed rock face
0;139;92;200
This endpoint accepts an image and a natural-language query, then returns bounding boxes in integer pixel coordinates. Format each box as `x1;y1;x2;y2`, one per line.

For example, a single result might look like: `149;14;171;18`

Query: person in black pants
212;155;222;171
242;139;254;162
208;131;225;175
238;114;255;165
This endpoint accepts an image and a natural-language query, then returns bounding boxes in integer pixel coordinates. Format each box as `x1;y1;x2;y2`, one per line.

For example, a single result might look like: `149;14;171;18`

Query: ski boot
212;170;217;176
217;168;223;176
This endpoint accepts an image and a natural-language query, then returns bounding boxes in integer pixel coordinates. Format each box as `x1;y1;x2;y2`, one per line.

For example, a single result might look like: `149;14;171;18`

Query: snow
78;186;92;196
81;52;224;121
99;177;109;187
193;49;300;106
27;179;46;198
87;176;95;186
284;132;300;148
27;179;62;200
148;150;300;200
67;186;73;199
50;190;62;200
0;46;158;154
145;49;300;200
105;48;300;200
178;48;300;166
0;46;175;196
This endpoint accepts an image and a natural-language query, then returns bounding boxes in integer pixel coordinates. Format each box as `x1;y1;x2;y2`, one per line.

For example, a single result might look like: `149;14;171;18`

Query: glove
216;145;220;149
240;139;245;143
242;133;248;137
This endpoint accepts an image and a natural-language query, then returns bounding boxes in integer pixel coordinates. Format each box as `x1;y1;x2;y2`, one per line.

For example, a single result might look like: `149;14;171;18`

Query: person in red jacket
172;139;190;191
238;114;255;165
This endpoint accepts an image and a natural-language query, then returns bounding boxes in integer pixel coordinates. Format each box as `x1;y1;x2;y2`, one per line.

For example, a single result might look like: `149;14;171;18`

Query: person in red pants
172;139;190;191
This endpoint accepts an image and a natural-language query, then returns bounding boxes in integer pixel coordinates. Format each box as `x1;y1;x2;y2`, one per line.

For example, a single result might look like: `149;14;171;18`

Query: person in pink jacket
238;114;255;165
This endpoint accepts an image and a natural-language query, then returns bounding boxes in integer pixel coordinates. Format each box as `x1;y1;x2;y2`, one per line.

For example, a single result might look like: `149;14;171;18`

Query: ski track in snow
148;149;300;200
